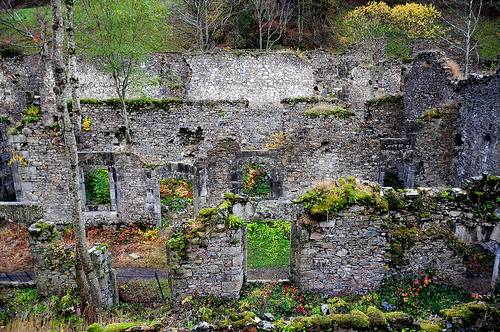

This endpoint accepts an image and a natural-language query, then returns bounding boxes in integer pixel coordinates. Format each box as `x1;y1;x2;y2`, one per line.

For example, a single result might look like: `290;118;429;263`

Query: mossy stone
367;306;387;327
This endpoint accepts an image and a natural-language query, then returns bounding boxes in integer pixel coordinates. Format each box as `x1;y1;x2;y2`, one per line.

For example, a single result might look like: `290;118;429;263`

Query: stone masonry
28;220;119;307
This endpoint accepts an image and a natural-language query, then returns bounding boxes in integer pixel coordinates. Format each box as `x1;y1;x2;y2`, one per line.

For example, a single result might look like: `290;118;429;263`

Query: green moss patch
296;177;388;220
439;302;487;324
304;104;354;119
366;95;402;107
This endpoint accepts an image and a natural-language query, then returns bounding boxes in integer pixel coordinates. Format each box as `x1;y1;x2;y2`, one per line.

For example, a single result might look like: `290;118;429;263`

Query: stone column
28;220;76;296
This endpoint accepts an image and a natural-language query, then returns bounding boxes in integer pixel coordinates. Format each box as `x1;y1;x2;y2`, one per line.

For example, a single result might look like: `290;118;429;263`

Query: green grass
476;19;500;64
247;221;290;269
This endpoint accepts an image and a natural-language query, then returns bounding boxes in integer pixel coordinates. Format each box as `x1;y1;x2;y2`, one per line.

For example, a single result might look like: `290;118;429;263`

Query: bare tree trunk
297;0;303;43
66;0;81;130
112;70;133;144
51;0;102;321
492;243;500;291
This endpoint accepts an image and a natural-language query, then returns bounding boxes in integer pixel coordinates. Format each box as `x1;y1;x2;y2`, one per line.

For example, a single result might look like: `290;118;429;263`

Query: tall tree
51;0;102;321
75;0;170;144
251;0;292;50
0;0;51;54
438;0;483;77
174;0;240;50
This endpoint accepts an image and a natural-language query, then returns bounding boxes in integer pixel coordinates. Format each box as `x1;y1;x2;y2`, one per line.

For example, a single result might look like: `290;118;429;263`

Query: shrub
304;104;354;119
22;105;41;125
242;163;272;198
82;115;92;131
160;178;193;212
379;272;471;318
0;115;10;124
342;2;442;60
226;214;245;229
84;168;111;205
296;177;388;220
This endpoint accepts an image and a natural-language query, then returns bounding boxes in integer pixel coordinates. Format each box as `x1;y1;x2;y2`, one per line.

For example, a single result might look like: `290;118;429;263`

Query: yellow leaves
347;1;391;22
265;131;286;150
8;153;28;167
345;1;442;40
390;3;441;39
82;116;92;131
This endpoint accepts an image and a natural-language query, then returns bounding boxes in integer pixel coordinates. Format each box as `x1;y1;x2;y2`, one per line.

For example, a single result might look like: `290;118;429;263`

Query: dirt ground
1;223;168;272
0;221;32;273
67;226;169;269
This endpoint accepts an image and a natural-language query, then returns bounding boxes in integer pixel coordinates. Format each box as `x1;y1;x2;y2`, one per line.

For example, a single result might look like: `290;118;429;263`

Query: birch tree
439;0;483;78
75;0;170;144
51;0;102;321
251;0;292;50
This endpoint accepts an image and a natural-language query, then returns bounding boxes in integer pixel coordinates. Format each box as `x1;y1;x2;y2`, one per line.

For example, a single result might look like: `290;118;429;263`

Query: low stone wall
0;202;43;225
291;206;388;295
28;221;118;307
167;195;246;300
169;227;244;300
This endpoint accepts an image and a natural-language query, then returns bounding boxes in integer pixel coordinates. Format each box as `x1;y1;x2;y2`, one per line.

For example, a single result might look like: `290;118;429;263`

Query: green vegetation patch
420;104;459;122
476;19;500;64
22;105;41;125
304;104;354;119
0;115;10;124
160;178;193;212
242;162;272;198
379;272;470;318
84;167;111;206
440;302;488;325
74;98;182;112
296;177;388;220
366;95;403;107
247;220;291;269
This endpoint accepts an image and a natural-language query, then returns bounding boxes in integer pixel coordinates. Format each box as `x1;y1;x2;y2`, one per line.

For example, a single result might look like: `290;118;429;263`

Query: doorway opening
245;220;291;281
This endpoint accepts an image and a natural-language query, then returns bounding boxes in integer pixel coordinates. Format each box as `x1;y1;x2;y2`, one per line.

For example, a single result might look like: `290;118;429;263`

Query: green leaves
84;168;111;206
247;221;291;269
74;0;171;74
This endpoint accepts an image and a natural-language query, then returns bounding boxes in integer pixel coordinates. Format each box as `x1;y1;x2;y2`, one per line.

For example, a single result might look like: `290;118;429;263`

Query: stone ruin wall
27;221;118;307
168;227;245;300
0;50;498;300
167;185;500;300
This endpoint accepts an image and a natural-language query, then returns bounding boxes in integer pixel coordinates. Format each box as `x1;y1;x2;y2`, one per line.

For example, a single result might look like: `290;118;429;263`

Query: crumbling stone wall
291;206;388;295
455;72;500;185
169;227;245;300
290;185;498;295
0;51;498;228
28;221;118;307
